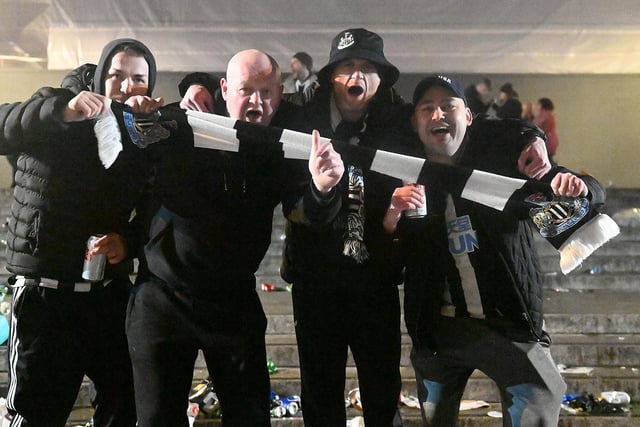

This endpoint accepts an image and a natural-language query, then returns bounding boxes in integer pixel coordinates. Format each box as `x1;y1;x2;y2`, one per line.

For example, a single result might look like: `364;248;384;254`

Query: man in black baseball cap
410;74;472;164
384;74;604;425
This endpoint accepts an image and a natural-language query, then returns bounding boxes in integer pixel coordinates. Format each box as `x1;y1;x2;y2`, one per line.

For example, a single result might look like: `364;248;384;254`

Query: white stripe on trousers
6;284;25;422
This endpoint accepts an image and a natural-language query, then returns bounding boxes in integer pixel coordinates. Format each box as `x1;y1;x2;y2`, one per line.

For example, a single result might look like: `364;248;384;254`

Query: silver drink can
82;235;106;282
403;184;427;218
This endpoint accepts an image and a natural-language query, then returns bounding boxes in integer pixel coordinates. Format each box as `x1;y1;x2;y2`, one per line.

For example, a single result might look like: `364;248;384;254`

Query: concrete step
257;290;640;335
604;188;640;206
543;273;640;292
255;333;640;370
543;290;640;334
551;334;640;367
539;254;640;275
535;235;640;258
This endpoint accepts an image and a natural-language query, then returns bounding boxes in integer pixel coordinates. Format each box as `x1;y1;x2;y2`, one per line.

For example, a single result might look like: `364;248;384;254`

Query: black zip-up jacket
121;102;342;294
280;86;407;287
397;116;606;347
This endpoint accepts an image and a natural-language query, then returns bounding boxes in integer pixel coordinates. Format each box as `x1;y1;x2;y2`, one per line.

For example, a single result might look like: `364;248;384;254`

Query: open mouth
347;86;365;96
246;110;262;120
431;126;450;135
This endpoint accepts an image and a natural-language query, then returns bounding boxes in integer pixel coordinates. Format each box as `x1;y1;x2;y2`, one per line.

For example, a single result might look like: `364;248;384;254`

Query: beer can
82;235;106;282
404;204;427;218
403;184;427;218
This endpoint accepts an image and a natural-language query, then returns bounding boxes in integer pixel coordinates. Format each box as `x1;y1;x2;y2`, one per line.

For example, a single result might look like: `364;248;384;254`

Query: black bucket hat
318;28;399;89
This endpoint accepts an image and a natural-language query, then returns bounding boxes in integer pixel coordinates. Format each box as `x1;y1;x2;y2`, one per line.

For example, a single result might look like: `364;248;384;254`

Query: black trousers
126;276;271;427
291;274;402;427
410;316;566;426
7;278;136;427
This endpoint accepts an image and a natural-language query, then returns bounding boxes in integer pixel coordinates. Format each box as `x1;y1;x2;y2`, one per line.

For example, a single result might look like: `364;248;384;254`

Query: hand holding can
82;235;106;282
403;183;427;218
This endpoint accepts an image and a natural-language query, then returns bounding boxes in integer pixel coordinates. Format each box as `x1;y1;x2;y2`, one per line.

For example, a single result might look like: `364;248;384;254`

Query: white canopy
4;0;640;73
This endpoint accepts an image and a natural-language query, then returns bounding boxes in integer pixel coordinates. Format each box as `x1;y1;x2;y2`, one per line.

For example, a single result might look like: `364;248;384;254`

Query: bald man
221;49;283;124
125;49;344;426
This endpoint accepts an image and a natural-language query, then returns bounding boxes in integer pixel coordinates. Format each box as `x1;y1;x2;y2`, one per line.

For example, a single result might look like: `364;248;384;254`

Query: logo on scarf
528;194;589;238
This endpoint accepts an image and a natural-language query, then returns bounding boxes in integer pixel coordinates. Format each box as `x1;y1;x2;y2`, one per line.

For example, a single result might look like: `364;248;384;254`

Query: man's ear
465;107;473;126
220;78;228;100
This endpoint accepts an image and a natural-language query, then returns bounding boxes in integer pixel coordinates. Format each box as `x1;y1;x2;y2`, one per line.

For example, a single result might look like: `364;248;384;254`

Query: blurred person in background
534;97;559;160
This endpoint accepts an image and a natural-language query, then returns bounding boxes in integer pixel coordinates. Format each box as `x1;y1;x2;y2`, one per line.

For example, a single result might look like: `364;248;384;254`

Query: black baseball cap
412;75;467;106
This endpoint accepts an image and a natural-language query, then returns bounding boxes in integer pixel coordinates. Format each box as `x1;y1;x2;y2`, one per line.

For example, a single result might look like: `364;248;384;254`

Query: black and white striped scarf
105;106;620;275
334;119;369;263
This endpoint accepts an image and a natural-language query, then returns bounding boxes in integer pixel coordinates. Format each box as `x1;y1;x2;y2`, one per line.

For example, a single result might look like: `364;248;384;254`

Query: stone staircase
0;188;638;425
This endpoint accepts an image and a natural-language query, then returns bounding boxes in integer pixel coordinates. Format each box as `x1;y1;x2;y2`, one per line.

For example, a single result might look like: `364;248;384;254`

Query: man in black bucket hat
279;28;407;427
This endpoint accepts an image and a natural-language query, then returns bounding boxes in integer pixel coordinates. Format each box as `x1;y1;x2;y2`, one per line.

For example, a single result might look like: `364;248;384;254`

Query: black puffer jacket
61;63;97;95
0;88;151;281
399;116;606;347
0;38;156;282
